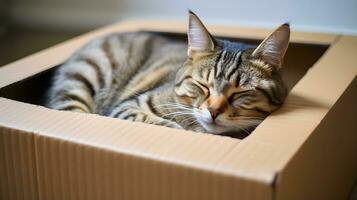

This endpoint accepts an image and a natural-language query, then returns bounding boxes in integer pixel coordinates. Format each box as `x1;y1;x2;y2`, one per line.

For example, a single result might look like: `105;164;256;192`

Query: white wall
8;0;357;35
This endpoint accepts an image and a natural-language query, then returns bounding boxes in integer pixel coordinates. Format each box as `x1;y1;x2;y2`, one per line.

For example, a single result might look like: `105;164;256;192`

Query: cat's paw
166;122;184;129
158;120;183;129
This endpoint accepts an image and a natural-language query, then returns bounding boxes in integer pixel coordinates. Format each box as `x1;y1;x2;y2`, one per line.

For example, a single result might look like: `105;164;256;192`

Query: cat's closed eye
229;91;254;108
228;91;251;101
192;80;210;96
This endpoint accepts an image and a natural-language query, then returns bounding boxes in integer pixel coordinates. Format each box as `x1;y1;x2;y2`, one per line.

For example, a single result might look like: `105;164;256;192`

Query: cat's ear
187;11;216;57
252;23;290;68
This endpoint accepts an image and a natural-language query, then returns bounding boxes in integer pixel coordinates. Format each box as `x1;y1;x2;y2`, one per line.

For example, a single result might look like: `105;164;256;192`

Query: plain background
2;0;357;34
1;0;357;67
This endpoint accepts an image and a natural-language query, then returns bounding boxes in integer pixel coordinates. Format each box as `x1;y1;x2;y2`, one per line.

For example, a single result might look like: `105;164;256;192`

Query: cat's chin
198;119;254;138
203;124;252;139
197;120;231;135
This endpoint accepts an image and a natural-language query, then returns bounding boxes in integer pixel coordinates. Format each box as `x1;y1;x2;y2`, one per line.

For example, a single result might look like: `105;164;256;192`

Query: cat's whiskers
180;116;198;124
156;102;197;108
154;103;196;110
155;103;199;115
161;112;196;122
157;105;194;112
153;102;203;124
187;119;199;126
161;111;194;118
169;113;196;121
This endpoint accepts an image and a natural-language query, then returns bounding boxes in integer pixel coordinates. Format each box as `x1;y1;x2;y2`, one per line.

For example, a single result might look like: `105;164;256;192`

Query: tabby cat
47;11;290;138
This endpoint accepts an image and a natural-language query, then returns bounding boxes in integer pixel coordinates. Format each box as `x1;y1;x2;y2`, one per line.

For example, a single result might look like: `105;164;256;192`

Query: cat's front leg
144;115;183;129
110;106;183;129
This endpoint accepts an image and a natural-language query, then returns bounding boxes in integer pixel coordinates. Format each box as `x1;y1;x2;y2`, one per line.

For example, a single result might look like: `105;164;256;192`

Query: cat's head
174;11;289;136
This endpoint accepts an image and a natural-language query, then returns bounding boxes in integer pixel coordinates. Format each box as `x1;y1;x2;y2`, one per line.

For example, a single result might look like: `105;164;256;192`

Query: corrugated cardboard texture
276;77;357;200
0;127;39;200
246;35;357;168
0;98;273;200
274;36;357;199
0;21;356;199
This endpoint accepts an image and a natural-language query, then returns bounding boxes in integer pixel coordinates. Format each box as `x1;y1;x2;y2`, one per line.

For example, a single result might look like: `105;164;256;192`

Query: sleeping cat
47;11;289;138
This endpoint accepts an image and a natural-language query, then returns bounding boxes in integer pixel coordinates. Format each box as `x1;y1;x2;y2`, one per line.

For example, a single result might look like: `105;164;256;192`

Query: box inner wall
0;32;328;137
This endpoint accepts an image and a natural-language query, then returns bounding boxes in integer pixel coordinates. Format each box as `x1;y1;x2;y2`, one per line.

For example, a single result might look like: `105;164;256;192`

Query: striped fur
47;12;289;137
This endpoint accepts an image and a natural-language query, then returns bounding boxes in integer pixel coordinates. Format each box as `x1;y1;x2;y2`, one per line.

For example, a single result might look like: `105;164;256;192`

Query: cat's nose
208;108;221;120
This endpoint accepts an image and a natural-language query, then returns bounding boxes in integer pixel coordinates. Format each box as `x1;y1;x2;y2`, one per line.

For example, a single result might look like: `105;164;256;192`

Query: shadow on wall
0;28;81;66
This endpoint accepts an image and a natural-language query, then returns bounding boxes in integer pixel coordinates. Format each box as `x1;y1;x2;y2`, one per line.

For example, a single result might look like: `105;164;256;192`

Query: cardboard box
0;20;356;200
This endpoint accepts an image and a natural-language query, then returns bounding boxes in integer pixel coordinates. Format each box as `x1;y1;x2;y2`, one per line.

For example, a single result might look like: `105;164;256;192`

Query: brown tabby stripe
195;81;210;94
122;113;137;120
224;51;234;65
123;113;137;120
226;53;242;80
194;81;209;100
146;95;160;116
159;121;171;126
112;109;127;118
198;68;205;79
134;36;156;66
205;68;211;82
56;90;92;111
214;51;224;77
66;73;95;96
120;87;150;104
240;105;269;115
235;73;241;87
270;86;281;104
175;75;192;87
115;37;159;95
126;37;135;58
253;107;270;115
141;115;148;122
228;91;247;102
175;94;194;99
226;52;238;67
256;66;272;77
128;96;141;107
256;87;281;106
266;86;282;105
116;96;141;107
83;58;105;89
223;50;229;60
230;90;251;97
101;39;119;71
60;105;87;112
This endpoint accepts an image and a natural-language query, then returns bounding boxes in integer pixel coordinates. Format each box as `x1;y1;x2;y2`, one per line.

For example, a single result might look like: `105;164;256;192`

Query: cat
47;11;289;138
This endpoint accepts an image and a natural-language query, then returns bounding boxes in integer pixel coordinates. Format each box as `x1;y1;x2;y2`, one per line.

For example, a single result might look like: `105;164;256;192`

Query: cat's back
71;31;186;65
48;31;187;114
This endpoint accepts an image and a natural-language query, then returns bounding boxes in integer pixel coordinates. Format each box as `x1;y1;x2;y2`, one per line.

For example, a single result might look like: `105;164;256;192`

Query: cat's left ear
252;23;290;68
187;11;216;57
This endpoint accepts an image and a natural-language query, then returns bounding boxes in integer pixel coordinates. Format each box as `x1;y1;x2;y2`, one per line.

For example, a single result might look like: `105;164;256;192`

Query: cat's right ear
187;11;216;57
251;23;290;68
